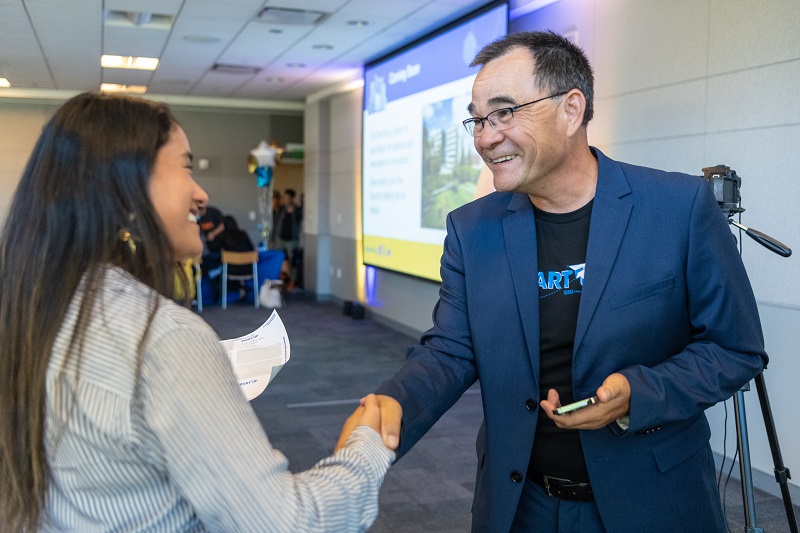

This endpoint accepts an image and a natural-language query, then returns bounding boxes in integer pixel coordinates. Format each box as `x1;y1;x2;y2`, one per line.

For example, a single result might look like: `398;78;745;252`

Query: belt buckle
542;474;562;498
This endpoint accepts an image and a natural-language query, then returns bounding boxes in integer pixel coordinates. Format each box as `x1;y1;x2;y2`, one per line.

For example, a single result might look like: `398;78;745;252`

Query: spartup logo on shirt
538;263;585;297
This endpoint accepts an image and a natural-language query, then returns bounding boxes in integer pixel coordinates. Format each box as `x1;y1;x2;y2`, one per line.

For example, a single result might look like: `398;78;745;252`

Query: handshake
335;394;403;452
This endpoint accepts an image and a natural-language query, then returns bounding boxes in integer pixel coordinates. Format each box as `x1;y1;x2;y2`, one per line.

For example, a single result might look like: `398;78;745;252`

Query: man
364;31;766;532
275;188;302;286
196;205;225;302
269;190;282;249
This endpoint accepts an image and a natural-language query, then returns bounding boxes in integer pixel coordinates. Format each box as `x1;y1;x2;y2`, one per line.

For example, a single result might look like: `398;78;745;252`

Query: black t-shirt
527;199;592;482
278;207;301;241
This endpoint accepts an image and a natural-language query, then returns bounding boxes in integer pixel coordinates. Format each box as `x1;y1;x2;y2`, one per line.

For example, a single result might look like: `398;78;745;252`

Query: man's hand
539;373;631;430
335;394;403;452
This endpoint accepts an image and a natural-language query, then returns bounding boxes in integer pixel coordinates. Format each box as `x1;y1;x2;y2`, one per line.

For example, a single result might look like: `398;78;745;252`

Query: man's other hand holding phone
540;372;631;430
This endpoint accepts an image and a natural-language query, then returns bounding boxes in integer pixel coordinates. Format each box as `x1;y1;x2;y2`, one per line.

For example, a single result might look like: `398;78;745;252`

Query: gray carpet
198;295;799;532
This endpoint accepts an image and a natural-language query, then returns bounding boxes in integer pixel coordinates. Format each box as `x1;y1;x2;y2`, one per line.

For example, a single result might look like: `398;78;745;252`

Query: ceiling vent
212;63;262;75
104;10;174;30
257;6;328;25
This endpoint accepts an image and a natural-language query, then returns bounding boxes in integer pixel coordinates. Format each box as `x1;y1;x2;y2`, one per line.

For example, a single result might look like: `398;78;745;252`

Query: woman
0;92;393;532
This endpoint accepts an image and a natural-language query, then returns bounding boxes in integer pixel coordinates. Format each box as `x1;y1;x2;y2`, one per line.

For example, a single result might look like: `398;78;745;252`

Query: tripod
700;165;796;530
726;217;796;532
731;373;797;532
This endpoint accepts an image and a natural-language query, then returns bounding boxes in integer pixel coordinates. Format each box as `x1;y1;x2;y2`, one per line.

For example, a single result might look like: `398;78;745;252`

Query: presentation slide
362;3;508;282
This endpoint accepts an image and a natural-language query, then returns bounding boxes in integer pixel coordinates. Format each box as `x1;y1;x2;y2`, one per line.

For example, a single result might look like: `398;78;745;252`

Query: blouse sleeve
138;316;394;533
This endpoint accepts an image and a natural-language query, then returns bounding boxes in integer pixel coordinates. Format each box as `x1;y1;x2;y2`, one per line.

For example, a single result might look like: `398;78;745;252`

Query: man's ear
563;89;586;136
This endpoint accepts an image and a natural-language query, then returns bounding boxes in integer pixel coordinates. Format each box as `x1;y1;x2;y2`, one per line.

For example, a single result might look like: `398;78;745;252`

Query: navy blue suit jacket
376;148;766;532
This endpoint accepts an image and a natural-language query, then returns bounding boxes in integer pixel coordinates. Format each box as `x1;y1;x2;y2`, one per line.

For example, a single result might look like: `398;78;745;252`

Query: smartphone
553;396;598;415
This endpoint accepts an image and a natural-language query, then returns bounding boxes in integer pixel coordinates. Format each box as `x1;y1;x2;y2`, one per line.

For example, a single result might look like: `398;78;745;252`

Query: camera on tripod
699;164;791;258
702;164;744;217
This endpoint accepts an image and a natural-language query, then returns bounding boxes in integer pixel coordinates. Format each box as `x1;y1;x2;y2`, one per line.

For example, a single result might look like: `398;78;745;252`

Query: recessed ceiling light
0;78;10;88
101;55;159;70
212;63;262;75
347;19;370;27
258;6;328;25
104;10;174;30
312;44;333;50
161;79;191;85
183;34;221;43
286;63;305;68
100;83;147;94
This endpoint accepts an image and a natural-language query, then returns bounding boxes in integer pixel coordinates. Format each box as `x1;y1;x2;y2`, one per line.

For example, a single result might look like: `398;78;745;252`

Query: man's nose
475;123;504;149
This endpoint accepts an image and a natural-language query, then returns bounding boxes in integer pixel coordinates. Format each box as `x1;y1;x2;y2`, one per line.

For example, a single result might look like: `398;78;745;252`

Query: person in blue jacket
360;31;767;532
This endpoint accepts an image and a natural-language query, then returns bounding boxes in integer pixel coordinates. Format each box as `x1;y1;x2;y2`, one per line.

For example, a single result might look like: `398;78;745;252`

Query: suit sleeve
375;213;479;457
618;181;767;433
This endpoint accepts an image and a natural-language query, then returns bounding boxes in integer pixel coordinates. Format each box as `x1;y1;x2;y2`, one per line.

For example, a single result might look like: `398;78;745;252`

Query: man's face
469;47;567;195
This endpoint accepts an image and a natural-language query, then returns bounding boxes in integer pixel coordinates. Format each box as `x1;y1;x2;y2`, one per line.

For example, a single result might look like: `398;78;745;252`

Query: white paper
220;310;290;401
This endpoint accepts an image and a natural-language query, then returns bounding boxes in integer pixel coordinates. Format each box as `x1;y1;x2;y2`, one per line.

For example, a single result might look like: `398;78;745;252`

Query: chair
221;250;259;309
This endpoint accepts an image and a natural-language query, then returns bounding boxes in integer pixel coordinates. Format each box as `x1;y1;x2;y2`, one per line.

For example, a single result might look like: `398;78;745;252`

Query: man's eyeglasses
462;91;568;137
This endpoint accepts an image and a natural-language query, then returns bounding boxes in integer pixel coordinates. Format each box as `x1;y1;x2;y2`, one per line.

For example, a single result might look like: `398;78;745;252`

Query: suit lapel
503;194;541;382
574;150;633;354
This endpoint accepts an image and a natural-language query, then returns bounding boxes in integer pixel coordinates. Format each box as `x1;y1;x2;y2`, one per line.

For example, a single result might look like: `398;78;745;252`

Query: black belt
528;473;594;502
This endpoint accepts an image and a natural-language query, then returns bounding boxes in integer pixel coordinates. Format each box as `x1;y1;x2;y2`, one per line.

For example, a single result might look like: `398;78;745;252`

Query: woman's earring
118;229;136;254
119;213;137;254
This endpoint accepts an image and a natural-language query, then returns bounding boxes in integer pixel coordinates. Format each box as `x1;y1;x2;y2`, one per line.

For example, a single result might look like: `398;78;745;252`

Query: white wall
304;90;365;301
0;99;303;245
303;99;332;297
304;0;800;500
0;100;61;219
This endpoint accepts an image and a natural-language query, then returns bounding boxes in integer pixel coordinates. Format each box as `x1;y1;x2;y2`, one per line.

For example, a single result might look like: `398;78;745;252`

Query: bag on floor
259;283;282;308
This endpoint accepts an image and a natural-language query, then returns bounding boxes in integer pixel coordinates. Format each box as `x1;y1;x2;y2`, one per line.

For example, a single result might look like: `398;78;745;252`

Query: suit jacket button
511;471;523;483
525;399;537;410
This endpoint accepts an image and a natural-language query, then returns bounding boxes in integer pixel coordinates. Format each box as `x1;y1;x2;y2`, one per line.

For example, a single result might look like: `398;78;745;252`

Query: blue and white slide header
364;4;508;110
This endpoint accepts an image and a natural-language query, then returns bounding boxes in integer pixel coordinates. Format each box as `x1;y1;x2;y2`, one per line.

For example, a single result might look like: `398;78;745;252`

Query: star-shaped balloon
248;140;278;188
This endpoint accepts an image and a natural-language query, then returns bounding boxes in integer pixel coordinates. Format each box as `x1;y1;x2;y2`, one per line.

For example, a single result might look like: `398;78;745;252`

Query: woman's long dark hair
0;92;185;531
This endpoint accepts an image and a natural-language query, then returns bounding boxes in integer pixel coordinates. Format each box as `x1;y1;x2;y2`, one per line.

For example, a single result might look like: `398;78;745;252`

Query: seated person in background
0;91;394;533
197;204;224;249
208;215;256;300
196;205;225;302
207;215;255;256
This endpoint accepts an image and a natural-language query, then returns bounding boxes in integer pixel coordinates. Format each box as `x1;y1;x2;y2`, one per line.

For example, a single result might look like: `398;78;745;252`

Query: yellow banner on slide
363;235;443;282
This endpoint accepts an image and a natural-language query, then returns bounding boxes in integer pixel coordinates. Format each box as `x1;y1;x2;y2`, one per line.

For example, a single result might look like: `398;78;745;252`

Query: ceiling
0;0;500;108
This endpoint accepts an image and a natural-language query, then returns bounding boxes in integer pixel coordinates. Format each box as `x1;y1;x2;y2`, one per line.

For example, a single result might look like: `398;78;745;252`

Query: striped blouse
42;266;393;532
